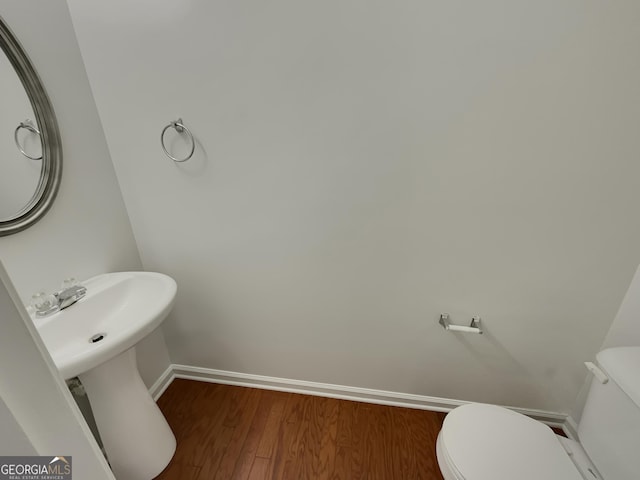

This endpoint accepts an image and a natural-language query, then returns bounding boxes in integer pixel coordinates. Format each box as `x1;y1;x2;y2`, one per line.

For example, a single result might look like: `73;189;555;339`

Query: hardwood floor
154;379;446;480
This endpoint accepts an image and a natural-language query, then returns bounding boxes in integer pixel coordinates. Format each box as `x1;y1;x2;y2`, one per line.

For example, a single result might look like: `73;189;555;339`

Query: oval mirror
0;15;61;236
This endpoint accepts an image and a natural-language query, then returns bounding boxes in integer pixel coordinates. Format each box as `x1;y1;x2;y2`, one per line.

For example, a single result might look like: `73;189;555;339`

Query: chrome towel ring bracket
161;118;195;162
14;119;42;160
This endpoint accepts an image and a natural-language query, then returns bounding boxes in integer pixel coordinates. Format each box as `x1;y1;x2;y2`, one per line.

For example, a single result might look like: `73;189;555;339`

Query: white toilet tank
578;347;640;480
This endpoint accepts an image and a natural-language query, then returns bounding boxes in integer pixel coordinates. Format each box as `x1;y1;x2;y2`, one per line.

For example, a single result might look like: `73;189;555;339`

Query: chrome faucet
56;284;87;310
34;284;87;318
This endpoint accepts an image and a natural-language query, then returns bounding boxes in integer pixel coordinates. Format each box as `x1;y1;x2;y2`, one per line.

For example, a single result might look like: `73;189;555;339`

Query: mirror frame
0;15;62;236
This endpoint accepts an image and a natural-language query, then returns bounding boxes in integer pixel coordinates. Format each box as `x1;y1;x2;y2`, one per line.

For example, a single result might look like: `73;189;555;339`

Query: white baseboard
563;416;580;440
149;365;175;401
150;363;568;428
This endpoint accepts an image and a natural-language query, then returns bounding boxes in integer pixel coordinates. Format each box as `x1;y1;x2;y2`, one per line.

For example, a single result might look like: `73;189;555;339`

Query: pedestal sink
34;272;177;480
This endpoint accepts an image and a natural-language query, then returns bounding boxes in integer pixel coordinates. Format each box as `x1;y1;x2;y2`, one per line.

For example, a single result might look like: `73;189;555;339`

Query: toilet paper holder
439;313;483;334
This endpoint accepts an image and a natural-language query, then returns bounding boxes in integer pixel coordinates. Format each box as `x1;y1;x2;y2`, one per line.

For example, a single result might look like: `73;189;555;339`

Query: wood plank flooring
154;379;445;479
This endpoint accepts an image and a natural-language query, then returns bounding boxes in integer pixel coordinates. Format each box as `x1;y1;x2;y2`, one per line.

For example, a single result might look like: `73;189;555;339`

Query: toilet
436;346;640;480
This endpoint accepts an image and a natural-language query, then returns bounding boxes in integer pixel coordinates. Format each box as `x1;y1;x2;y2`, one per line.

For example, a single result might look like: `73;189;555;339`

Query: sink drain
89;333;106;343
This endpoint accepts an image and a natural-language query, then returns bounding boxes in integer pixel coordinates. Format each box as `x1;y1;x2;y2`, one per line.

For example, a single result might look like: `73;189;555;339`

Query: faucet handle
61;277;78;289
31;291;60;317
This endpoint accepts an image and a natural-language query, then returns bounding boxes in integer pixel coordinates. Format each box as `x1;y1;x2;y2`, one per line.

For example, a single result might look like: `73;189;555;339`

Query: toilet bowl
436;347;640;480
436;404;588;480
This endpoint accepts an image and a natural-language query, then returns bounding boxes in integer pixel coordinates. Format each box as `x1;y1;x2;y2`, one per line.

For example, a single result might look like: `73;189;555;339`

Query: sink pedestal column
79;347;176;480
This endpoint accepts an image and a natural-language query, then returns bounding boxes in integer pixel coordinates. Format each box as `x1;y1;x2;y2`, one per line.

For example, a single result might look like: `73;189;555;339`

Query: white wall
0;1;170;387
601;264;640;349
0;263;114;478
0;396;36;455
69;0;640;414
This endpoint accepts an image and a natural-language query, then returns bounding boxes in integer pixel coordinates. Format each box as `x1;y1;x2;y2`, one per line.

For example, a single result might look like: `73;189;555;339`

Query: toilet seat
437;403;584;480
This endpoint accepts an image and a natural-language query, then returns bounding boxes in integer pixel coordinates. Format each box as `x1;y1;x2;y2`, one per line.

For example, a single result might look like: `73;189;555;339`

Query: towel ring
14;120;42;160
161;118;195;162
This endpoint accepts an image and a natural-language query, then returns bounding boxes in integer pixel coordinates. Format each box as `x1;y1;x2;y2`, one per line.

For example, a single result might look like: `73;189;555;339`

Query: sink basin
34;271;178;480
36;271;176;379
